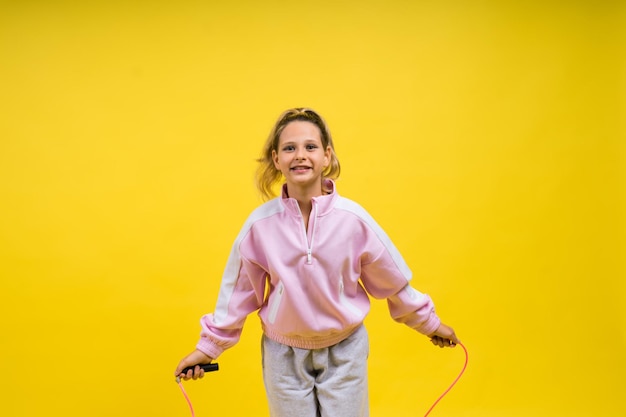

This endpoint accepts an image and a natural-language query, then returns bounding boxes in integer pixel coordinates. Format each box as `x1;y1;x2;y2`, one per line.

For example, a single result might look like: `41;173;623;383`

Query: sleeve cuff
418;314;441;336
196;338;224;360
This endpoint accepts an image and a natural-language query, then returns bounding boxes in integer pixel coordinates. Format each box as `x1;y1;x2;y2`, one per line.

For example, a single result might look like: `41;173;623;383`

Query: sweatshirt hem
262;323;362;350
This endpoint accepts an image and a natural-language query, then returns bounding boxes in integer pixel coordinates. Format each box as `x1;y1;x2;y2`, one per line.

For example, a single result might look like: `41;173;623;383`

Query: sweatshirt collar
280;179;338;217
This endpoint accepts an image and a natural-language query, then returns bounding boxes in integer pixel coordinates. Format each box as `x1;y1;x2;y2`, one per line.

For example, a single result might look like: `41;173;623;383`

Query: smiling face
272;120;331;197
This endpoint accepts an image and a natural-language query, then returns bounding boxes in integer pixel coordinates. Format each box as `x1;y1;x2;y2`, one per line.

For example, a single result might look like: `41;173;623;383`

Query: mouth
290;166;311;172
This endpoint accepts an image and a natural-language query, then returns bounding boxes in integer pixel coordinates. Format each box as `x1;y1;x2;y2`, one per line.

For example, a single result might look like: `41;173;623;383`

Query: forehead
278;121;322;144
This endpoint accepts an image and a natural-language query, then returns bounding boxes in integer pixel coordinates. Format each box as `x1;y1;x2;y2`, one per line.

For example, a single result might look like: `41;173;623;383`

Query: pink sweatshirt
196;180;441;359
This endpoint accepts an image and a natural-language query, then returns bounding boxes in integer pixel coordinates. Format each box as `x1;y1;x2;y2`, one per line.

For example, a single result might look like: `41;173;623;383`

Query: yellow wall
1;1;624;416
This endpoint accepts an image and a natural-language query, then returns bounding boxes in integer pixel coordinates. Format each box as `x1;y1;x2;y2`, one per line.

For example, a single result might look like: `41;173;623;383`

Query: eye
282;145;295;152
306;144;318;150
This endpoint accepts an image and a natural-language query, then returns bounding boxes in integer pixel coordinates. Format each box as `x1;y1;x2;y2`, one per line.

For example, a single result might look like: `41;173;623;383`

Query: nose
295;146;306;160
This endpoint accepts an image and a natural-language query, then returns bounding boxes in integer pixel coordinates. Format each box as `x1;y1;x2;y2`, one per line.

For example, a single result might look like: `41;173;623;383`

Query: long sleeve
196;254;267;359
386;284;440;335
358;232;440;336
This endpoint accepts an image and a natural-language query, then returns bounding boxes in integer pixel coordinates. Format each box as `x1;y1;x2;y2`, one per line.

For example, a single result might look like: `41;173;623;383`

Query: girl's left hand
174;349;214;380
429;323;460;348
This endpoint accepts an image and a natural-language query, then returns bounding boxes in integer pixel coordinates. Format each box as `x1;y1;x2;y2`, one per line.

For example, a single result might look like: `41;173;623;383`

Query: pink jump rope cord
176;342;468;417
423;342;469;417
176;377;196;417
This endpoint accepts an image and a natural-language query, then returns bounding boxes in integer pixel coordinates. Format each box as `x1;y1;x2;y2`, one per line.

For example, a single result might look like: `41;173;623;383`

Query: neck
285;181;324;202
285;182;323;221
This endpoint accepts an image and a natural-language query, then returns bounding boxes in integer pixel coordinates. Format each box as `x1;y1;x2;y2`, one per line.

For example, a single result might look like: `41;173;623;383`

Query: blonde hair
256;108;341;201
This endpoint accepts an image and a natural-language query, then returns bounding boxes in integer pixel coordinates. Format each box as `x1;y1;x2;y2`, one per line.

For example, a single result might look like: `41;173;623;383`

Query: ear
272;149;280;170
323;146;331;168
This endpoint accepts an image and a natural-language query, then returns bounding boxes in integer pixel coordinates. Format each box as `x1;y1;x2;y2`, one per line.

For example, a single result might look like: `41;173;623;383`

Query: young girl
175;108;460;417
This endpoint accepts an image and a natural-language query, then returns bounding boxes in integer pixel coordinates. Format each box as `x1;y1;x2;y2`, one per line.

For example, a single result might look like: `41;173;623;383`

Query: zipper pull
306;249;312;264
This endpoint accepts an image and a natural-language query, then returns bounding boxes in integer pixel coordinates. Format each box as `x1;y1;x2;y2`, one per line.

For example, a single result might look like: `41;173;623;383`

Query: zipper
296;201;317;265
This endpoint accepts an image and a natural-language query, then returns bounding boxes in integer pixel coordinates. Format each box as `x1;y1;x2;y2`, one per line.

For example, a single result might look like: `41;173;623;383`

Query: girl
174;108;460;417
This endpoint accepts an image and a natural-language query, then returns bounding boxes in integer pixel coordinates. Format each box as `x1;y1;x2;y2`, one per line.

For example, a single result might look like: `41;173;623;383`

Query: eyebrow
280;139;322;146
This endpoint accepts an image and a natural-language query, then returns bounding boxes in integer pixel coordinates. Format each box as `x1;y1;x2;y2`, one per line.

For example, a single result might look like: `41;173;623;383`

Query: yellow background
1;1;624;416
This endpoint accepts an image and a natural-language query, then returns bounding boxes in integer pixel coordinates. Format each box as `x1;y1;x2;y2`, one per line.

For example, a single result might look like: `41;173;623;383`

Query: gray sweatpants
261;325;370;417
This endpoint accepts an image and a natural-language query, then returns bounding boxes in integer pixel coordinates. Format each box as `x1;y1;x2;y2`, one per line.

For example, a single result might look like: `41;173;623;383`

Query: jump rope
176;342;468;416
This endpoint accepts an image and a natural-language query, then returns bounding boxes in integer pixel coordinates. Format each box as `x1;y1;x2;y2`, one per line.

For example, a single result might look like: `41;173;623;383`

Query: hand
174;349;214;380
429;323;460;348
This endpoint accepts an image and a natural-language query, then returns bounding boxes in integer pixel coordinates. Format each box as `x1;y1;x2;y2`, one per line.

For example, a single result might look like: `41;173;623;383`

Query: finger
446;334;460;347
174;361;187;376
192;365;205;380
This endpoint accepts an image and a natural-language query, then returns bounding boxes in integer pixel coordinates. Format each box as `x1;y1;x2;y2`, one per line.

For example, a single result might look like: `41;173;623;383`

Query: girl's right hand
174;349;214;380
